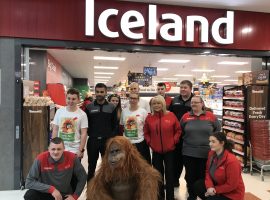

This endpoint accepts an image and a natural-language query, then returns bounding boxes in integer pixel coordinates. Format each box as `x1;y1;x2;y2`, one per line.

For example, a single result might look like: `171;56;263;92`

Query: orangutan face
108;142;125;169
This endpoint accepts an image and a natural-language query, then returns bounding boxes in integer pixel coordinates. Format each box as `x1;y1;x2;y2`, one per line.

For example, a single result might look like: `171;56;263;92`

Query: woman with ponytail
193;132;245;200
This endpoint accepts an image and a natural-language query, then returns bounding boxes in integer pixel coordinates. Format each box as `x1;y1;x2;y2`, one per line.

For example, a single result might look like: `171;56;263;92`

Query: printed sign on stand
128;72;152;86
243;70;270;85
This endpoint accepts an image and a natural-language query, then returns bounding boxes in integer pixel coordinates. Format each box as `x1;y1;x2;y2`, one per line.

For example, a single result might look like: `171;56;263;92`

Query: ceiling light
157;68;168;71
94;79;109;82
235;71;251;73
174;74;193;77
94;66;119;69
211;75;230;78
158;59;190;63
210;81;222;84
95;82;107;84
224;79;238;82
241;27;252;34
94;76;112;78
217;61;248;65
94;72;114;75
200;73;209;83
192;69;215;72
93;56;126;61
162;78;178;80
218;83;229;86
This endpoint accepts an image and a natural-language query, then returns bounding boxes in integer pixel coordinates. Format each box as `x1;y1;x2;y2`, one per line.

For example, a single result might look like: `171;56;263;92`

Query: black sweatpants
87;137;108;181
193;179;230;200
134;140;151;164
173;139;183;186
24;189;64;200
152;151;175;200
183;155;207;199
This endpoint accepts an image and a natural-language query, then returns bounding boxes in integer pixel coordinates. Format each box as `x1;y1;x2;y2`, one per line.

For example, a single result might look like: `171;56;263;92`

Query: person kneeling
24;137;87;200
193;132;245;200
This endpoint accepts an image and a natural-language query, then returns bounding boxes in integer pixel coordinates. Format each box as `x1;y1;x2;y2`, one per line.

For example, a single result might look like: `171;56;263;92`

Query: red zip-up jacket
144;111;181;153
205;150;245;200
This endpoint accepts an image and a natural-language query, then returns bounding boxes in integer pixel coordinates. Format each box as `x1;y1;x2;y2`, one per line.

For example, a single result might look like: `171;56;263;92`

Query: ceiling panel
47;49;255;87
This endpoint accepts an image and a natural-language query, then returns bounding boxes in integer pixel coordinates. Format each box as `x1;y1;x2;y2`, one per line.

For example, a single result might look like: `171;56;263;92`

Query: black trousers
134;140;151;164
87;137;108;181
152;151;175;200
24;189;64;200
183;155;207;199
194;179;230;200
173;139;183;186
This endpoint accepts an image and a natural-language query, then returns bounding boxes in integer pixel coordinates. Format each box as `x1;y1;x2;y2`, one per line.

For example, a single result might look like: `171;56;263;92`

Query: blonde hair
150;95;167;114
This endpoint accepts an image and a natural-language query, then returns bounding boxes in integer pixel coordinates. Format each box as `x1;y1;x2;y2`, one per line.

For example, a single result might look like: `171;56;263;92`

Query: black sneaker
187;196;196;200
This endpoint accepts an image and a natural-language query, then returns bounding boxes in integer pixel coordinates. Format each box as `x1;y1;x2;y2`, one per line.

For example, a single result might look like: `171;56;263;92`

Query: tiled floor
1;154;269;200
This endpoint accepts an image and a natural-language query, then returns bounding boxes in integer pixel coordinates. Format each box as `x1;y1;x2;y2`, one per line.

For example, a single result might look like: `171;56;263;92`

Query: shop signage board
243;70;270;85
85;0;234;45
1;0;270;50
247;85;269;120
128;72;152;86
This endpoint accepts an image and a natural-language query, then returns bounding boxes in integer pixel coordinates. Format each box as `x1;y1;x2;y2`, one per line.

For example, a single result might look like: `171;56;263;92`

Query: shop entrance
17;40;265;189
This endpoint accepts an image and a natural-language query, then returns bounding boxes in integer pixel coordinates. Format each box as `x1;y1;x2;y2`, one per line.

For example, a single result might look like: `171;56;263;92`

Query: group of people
24;80;245;200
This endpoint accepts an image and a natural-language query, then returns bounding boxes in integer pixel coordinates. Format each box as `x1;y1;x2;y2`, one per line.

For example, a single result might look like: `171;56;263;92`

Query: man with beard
85;83;118;181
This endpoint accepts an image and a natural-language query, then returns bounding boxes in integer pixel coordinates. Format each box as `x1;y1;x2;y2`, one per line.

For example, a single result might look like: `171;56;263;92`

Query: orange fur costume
87;136;161;200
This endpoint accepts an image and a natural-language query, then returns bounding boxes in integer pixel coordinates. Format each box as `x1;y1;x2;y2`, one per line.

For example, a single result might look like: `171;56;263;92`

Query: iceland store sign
85;0;234;45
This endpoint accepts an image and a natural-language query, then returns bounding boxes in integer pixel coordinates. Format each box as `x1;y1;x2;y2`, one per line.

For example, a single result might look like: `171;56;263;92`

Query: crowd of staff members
24;80;244;200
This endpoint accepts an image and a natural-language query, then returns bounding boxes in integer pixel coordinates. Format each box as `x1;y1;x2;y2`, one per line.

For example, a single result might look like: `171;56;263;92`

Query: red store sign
0;0;270;51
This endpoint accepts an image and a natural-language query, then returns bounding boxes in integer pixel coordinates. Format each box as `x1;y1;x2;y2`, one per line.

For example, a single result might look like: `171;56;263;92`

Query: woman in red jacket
144;95;181;200
193;132;245;200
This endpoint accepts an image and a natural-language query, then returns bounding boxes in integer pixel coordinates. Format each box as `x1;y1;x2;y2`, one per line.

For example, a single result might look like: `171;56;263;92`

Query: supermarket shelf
226;137;245;145
223;106;245;111
232;149;245;156
223;96;245;100
223;116;245;122
223;126;244;134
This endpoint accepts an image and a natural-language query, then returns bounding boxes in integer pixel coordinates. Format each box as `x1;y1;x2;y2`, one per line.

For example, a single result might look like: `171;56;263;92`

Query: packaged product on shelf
224;101;243;108
23;96;54;106
236;155;244;163
224;120;243;129
224;90;243;97
234;144;243;152
234;134;244;141
226;131;236;139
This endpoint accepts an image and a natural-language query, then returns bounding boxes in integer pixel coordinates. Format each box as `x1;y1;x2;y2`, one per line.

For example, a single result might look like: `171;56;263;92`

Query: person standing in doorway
52;88;88;159
52;88;88;192
169;80;194;188
156;82;172;109
123;82;151;113
120;93;151;163
108;94;122;135
180;96;221;200
144;95;181;200
85;83;118;181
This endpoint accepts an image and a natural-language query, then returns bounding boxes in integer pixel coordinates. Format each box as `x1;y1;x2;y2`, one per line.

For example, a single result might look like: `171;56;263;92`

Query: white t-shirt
52;107;88;153
123;98;150;113
120;107;147;144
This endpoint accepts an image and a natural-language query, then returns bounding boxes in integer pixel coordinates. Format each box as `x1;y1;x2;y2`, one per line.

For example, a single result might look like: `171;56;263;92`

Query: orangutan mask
108;142;126;169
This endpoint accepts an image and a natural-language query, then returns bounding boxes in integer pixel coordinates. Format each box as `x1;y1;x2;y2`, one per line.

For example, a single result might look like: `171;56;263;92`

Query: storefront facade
0;0;270;189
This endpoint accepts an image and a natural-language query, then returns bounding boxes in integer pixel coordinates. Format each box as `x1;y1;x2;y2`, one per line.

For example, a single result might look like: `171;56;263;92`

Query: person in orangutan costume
87;136;161;200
